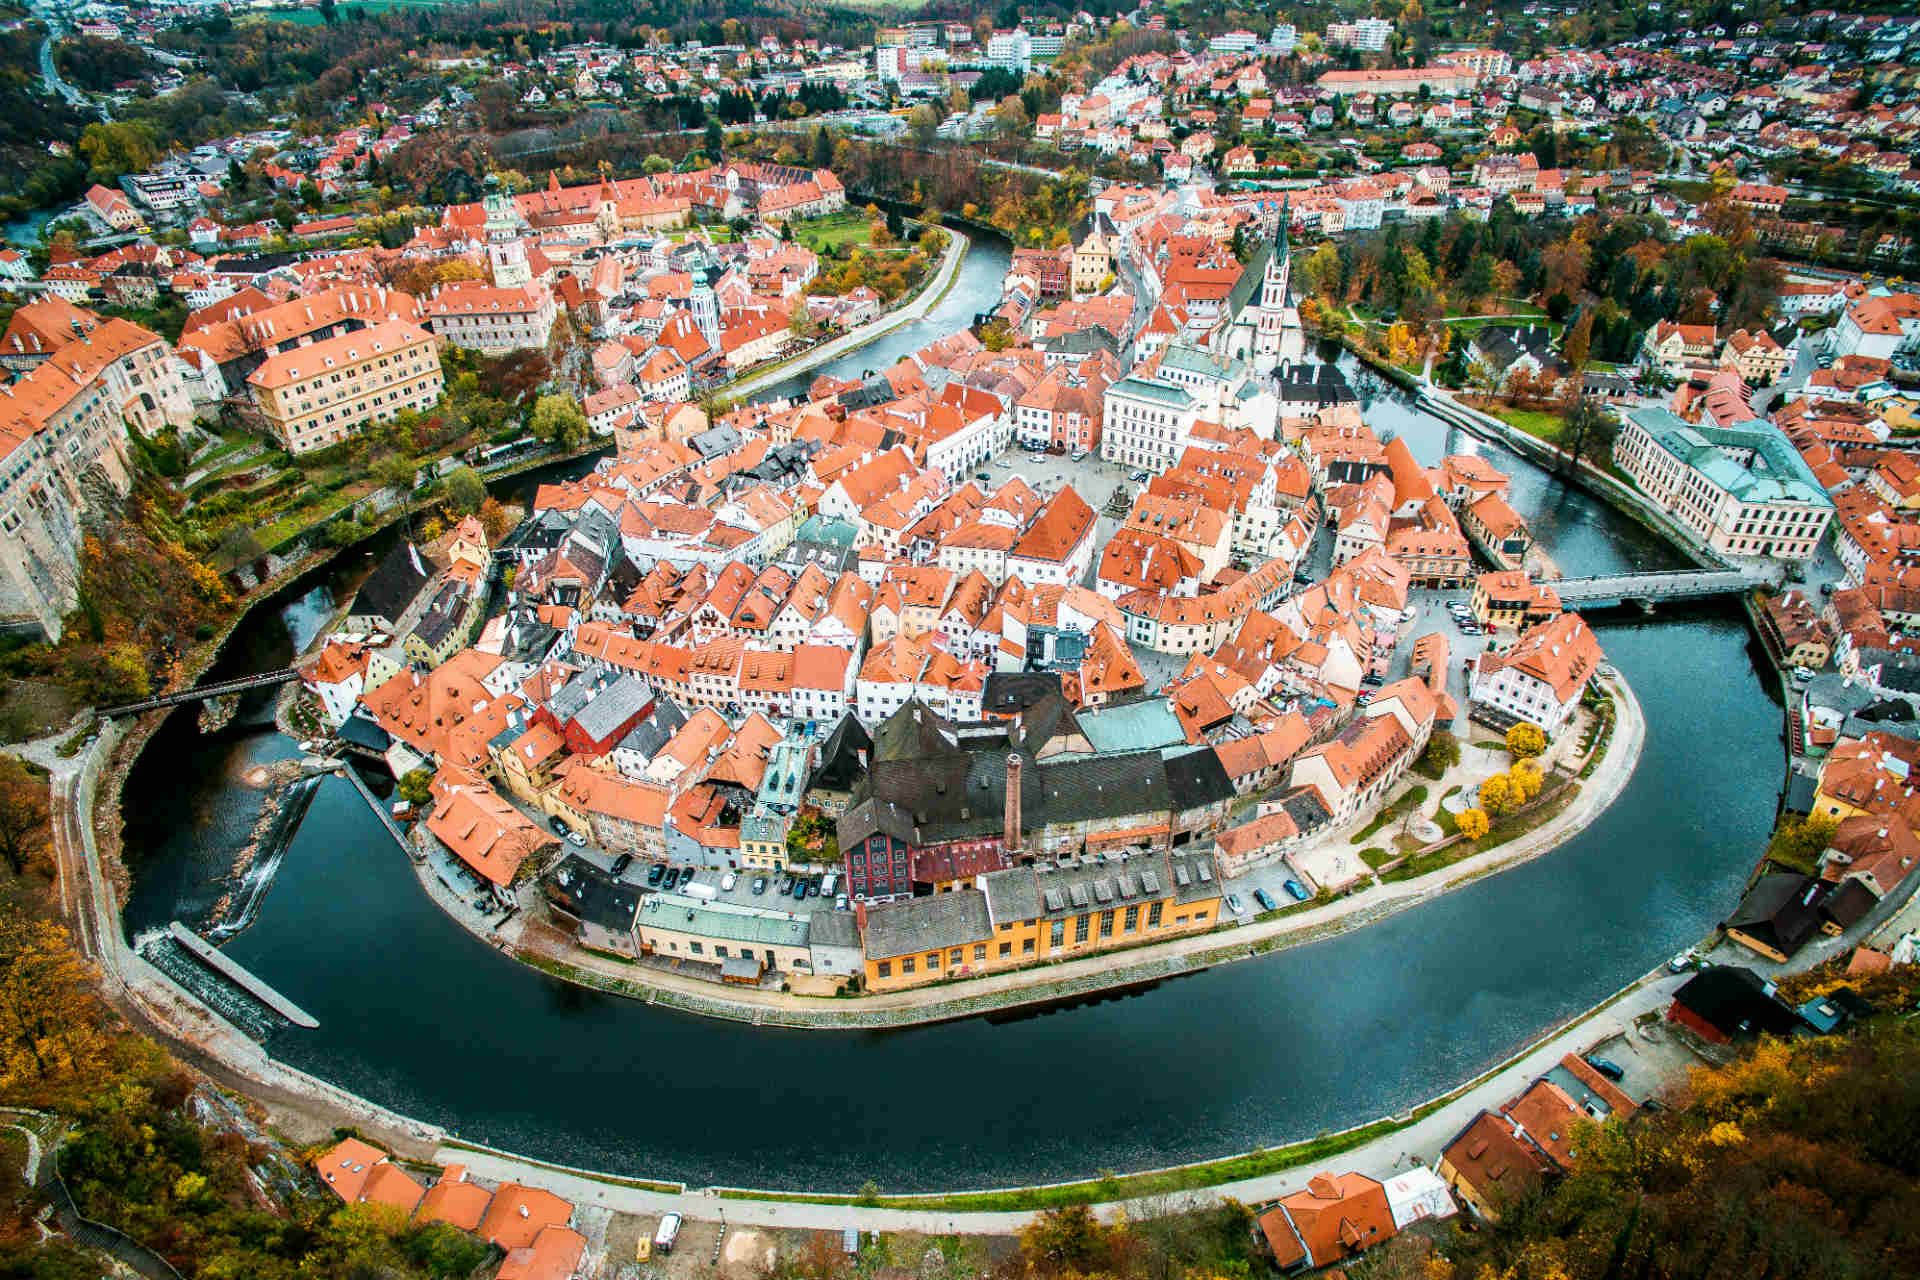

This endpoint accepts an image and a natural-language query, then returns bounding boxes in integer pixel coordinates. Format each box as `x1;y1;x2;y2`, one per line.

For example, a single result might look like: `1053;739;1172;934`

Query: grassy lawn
790;211;876;253
1492;407;1566;443
1358;846;1393;870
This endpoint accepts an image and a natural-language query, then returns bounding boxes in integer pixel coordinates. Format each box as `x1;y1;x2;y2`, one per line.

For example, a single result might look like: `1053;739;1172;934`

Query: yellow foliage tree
1457;807;1491;841
1506;721;1547;759
1509;759;1544;804
1478;772;1517;816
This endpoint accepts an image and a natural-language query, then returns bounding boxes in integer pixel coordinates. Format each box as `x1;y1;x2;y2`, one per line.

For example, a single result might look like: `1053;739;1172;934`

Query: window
877;960;891;978
1099;909;1115;937
689;941;704;955
902;956;915;974
1049;919;1066;950
1124;905;1140;933
1149;902;1163;928
998;942;1012;958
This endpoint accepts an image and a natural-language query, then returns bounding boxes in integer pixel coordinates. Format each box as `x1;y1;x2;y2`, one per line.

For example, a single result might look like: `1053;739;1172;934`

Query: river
115;237;1782;1192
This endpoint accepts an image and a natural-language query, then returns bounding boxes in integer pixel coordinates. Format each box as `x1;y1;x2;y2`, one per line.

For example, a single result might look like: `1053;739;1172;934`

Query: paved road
27;0;90;111
726;226;971;401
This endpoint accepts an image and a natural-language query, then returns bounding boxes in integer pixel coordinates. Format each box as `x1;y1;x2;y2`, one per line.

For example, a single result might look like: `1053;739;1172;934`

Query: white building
1468;611;1603;736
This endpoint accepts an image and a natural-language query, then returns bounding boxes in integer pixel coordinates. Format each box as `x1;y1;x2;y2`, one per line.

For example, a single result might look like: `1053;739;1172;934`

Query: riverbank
380;669;1645;1029
1339;340;1728;571
726;225;971;401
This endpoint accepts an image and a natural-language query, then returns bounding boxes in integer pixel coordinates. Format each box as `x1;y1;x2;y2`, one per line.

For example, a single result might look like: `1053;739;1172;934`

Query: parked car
677;866;696;889
1071;450;1089;461
781;875;795;894
1667;949;1695;973
834;894;850;911
1226;893;1245;914
646;863;667;886
721;872;737;892
1584;1055;1626;1082
654;1214;682;1255
1253;887;1279;912
1283;879;1311;902
792;879;808;899
564;830;586;847
752;876;768;895
610;853;634;877
1128;469;1150;482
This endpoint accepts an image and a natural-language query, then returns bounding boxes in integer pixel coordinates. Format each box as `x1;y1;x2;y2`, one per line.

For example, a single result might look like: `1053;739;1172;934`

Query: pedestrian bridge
1549;568;1770;607
100;668;299;718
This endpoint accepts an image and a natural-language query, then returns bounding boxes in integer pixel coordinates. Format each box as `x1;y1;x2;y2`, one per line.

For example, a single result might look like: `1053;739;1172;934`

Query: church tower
484;190;531;289
1253;198;1303;372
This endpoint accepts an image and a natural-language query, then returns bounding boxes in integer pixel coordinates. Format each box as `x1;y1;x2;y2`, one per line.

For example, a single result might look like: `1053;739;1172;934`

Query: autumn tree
907;103;940;146
1506;722;1547;759
1477;771;1517;817
477;497;513;545
0;757;49;879
1456;807;1491;841
442;465;486;515
1562;308;1595;371
0;909;155;1106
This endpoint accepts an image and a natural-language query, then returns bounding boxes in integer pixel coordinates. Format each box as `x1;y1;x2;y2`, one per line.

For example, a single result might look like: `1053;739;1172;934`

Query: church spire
1275;195;1290;253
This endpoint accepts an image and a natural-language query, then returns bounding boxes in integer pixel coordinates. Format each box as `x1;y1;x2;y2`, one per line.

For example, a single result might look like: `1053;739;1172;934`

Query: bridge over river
101;669;300;718
1548;567;1774;608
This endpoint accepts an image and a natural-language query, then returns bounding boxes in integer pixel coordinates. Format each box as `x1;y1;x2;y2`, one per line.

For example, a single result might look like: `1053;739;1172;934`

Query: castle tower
484;191;531;289
688;250;721;349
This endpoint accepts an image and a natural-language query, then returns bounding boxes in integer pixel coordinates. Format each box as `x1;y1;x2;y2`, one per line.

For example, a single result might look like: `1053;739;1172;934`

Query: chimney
1005;753;1023;856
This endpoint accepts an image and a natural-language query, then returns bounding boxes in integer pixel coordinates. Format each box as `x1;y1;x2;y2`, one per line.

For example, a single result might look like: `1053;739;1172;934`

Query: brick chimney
1005;752;1023;857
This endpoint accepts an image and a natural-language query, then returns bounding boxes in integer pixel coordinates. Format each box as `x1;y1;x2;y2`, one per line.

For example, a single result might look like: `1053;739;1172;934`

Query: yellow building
246;318;443;455
859;848;1223;993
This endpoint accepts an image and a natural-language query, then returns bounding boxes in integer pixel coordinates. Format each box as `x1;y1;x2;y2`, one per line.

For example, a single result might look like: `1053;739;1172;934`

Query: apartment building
1468;611;1603;736
247;318;444;455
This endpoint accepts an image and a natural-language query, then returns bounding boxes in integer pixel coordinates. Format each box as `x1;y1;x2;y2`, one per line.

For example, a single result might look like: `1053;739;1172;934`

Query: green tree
1419;729;1461;778
396;767;435;807
1765;813;1838;875
528;392;588;450
443;465;486;515
1559;397;1618;471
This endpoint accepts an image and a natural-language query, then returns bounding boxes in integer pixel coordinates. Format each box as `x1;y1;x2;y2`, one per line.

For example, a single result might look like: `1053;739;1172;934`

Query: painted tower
484;191;531;289
688;249;721;350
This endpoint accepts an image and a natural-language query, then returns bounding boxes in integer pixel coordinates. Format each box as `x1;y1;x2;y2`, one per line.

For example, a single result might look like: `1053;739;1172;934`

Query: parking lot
629;860;842;920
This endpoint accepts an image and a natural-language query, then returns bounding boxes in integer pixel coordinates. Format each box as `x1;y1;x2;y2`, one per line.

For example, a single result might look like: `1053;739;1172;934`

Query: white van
654;1213;682;1254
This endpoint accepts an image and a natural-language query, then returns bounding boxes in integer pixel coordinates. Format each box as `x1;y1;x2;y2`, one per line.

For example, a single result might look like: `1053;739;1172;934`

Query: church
1215;206;1305;375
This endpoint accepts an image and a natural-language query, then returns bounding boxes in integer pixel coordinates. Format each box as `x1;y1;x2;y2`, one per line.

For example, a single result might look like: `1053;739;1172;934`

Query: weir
166;923;319;1029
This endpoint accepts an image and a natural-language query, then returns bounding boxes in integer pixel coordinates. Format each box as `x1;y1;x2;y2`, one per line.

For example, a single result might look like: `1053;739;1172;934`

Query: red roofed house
1255;1171;1397;1271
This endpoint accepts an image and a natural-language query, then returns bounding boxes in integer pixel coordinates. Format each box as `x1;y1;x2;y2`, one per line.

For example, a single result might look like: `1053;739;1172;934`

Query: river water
116;235;1781;1191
